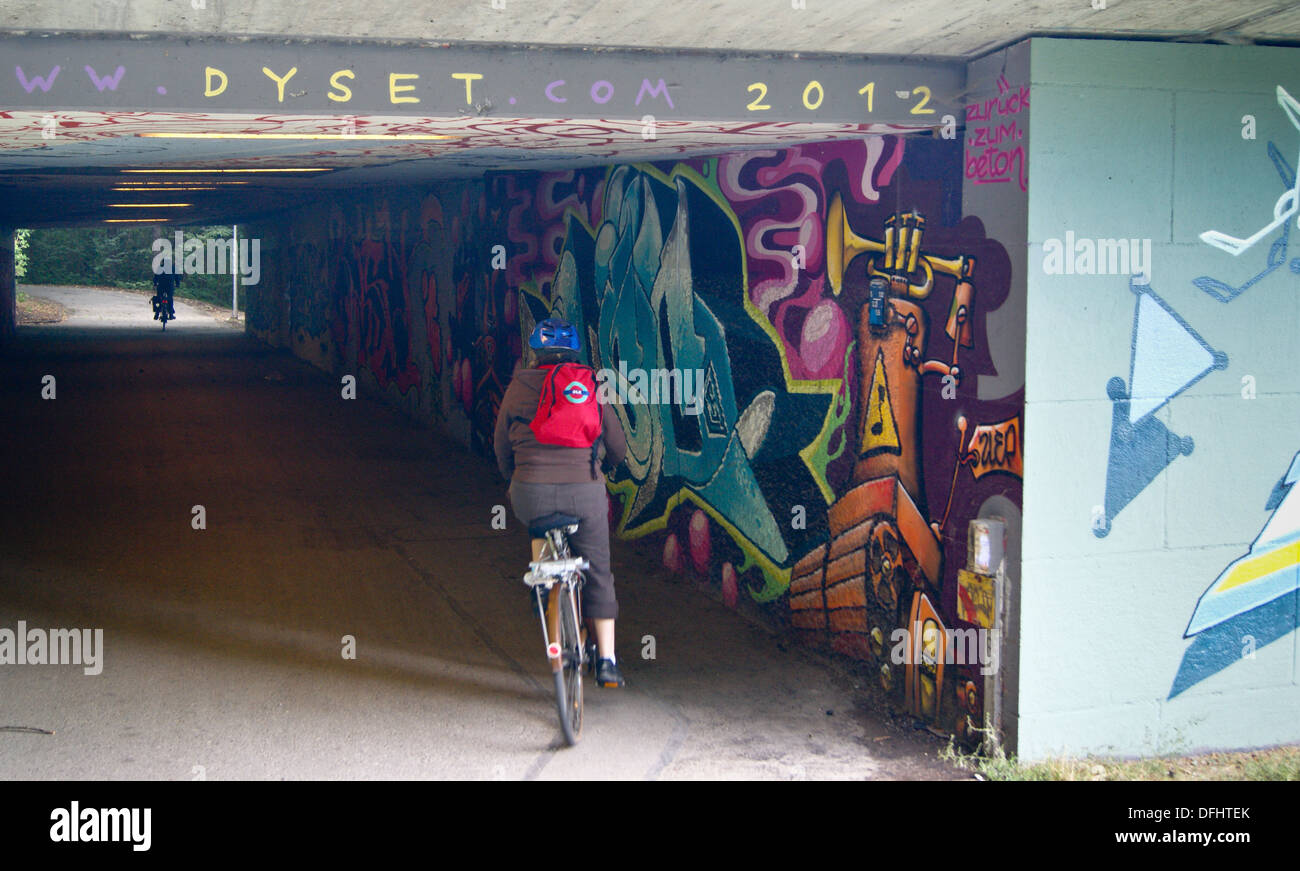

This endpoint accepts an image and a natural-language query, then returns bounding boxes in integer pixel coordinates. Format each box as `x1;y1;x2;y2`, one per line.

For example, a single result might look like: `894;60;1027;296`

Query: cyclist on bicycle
151;262;180;321
494;317;629;688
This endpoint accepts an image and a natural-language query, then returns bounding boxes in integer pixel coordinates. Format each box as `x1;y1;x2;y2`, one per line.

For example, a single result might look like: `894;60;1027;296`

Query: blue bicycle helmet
529;317;581;352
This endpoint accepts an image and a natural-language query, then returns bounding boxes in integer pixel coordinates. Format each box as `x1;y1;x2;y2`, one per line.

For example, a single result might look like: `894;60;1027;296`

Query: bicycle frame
523;521;591;745
524;527;588;672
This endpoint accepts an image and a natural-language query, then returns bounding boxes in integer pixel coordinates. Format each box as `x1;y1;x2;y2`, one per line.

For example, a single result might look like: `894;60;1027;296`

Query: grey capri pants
508;479;618;620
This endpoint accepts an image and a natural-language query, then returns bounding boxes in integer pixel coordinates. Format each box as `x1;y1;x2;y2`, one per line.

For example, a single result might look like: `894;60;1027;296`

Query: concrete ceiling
0;111;922;226
0;30;957;226
3;0;1300;58
3;0;1300;227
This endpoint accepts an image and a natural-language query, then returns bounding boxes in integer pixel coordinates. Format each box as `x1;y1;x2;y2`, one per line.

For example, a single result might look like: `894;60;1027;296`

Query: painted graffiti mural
1193;87;1300;303
1199;86;1300;260
449;186;514;455
1095;277;1228;537
560;163;830;597
249;184;471;424
247;135;1019;741
1162;81;1300;696
235;42;1300;759
758;140;1016;737
483;139;1019;739
964;74;1028;192
1194;141;1297;302
1173;450;1300;696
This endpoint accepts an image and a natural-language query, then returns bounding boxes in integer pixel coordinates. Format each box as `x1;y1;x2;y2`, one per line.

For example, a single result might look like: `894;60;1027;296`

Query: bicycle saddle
529;512;582;537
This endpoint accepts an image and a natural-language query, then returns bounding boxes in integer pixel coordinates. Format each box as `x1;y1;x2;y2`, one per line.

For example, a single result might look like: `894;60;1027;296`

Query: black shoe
595;658;624;688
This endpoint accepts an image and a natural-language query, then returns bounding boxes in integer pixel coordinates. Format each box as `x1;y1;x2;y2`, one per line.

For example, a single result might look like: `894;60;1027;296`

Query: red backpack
530;362;602;448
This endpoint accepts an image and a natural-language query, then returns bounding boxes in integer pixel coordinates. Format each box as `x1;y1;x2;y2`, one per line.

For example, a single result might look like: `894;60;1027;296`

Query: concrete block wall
963;39;1031;753
1019;38;1300;759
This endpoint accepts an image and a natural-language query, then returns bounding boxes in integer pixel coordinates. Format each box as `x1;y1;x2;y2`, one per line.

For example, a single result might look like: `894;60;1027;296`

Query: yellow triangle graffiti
860;349;901;457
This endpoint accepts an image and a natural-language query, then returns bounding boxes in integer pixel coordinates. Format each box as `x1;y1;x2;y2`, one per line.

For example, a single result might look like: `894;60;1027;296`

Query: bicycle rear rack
524;557;590;587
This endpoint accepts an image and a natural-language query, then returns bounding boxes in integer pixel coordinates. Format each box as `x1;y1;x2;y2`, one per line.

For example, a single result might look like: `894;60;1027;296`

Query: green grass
1241;751;1300;780
941;739;1300;781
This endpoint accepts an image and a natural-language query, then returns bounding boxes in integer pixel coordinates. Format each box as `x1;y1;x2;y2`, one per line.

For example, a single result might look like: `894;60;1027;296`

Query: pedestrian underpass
0;28;985;778
6;11;1297;769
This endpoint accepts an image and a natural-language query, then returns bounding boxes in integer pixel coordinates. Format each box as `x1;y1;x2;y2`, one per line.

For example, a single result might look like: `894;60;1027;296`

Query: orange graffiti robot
789;193;976;723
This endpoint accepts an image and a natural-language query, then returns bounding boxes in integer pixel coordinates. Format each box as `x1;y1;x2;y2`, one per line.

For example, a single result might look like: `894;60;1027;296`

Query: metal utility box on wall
961;517;1007;754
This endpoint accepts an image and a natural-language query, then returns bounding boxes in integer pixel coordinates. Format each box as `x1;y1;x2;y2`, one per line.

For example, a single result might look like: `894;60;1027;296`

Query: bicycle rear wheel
554;584;583;745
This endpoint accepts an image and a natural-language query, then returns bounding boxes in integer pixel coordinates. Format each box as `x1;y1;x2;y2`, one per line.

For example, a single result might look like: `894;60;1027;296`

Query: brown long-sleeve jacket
494;367;628;483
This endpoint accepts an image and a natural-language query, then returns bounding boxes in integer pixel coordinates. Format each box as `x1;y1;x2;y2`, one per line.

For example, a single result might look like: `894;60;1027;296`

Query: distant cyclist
494;317;629;688
151;262;180;321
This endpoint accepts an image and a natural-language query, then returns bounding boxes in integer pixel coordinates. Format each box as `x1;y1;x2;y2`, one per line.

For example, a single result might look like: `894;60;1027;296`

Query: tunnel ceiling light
120;168;334;173
108;203;193;208
137;132;456;141
103;218;171;223
111;186;218;192
113;180;250;186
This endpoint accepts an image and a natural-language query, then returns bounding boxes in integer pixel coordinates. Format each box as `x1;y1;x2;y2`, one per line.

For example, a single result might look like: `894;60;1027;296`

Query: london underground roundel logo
562;381;590;403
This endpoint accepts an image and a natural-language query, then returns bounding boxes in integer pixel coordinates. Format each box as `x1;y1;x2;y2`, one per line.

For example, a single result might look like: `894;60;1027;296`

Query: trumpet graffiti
792;175;1006;733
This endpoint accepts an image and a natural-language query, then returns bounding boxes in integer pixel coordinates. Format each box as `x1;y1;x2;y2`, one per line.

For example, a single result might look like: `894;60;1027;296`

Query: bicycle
523;512;590;746
152;294;173;331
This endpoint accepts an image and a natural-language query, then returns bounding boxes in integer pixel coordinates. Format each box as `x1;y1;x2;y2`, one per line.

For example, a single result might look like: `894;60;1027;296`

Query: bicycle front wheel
555;584;583;745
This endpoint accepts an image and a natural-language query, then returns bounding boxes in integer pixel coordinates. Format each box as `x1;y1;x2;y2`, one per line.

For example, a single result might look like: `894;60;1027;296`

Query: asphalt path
26;284;236;331
0;286;961;780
